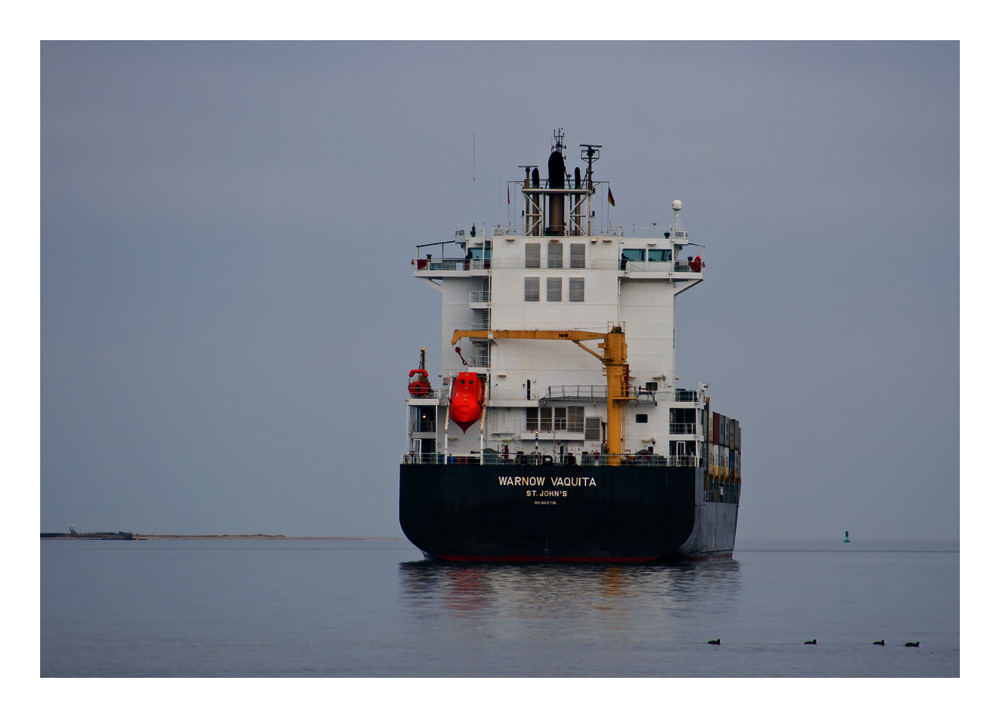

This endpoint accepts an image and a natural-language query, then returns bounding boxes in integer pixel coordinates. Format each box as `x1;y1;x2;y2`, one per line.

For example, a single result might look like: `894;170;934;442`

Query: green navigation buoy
844;530;850;543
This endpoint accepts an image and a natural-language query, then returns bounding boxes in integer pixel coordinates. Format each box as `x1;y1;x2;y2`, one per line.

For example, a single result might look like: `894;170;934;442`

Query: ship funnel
546;149;566;234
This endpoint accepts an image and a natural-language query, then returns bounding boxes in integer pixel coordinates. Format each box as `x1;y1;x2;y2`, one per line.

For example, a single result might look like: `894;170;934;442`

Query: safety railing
412;254;705;275
405;387;438;400
544;385;607;401
408;420;437;433
543;385;658;403
670;423;697;435
401;451;698;467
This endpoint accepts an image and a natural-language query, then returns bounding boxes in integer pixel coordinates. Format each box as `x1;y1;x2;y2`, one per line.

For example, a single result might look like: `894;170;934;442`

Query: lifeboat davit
448;372;485;433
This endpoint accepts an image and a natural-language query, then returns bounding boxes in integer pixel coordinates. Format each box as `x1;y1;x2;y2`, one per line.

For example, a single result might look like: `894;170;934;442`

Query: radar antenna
580;143;602;189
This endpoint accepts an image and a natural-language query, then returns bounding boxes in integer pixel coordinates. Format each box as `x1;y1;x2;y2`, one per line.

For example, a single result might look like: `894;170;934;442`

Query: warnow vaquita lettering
498;476;597;487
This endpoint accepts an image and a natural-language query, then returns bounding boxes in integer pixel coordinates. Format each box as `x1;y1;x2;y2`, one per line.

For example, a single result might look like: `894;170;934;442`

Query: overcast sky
37;40;960;541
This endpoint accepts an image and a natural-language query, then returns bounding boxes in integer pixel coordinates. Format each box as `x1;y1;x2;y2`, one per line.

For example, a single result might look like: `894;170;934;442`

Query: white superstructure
405;131;712;469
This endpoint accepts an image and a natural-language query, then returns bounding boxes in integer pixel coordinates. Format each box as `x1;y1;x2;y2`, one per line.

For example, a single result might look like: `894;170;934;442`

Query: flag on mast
608;187;616;207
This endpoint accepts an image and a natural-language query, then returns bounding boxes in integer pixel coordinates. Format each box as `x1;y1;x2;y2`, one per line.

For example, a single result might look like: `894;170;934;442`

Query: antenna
472;132;476;226
552;128;565;153
580;143;602;189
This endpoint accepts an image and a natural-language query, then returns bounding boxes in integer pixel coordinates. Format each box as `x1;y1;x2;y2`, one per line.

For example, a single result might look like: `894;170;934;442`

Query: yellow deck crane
450;325;633;466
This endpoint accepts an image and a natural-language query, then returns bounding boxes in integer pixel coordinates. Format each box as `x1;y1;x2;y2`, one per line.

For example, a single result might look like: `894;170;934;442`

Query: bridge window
647;249;672;262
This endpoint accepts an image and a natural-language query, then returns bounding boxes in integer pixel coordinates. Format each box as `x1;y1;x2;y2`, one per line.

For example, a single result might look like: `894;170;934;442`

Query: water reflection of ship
398;559;742;625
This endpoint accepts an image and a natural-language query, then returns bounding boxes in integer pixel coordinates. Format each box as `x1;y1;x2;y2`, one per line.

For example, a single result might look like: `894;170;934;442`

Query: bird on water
804;639;818;645
873;640;885;646
905;642;920;648
707;639;721;645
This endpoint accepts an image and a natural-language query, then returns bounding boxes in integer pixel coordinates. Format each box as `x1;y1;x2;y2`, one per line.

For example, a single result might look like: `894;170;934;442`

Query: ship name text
497;476;597;487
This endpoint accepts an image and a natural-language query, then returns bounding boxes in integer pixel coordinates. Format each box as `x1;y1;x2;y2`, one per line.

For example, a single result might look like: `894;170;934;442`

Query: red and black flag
608;187;616;207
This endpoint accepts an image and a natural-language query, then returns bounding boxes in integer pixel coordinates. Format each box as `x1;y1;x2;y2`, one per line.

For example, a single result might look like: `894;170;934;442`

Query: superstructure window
648;249;672;262
585;417;601;440
569;277;584;302
527;406;585;433
525;243;541;268
567;406;584;432
524;276;539;302
547;277;562;301
547;242;563;268
409;406;436;433
526;407;552;433
622;248;645;262
570;243;586;269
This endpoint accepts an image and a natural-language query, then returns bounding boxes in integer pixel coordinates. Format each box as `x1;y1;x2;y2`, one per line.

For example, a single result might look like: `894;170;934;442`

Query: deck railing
401;452;698;467
414;256;704;274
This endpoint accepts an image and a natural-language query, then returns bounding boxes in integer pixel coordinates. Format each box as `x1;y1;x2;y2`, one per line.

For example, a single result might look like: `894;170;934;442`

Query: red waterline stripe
436;555;659;563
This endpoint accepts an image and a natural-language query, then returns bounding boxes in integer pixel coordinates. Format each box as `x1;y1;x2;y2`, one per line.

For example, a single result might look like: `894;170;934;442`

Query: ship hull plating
399;463;737;562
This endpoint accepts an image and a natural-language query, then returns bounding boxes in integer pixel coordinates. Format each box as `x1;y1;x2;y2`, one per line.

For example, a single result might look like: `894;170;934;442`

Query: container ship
400;130;741;561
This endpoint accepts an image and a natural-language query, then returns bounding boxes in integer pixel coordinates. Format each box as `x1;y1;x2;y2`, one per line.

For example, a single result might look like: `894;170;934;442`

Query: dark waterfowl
905;642;920;648
707;639;721;645
873;640;885;646
804;639;817;645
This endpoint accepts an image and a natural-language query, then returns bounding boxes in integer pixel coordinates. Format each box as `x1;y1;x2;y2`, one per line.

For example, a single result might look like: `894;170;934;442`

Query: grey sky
40;41;959;540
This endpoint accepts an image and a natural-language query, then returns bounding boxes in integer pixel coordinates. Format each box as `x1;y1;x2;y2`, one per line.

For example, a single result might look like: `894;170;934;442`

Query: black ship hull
399;463;738;562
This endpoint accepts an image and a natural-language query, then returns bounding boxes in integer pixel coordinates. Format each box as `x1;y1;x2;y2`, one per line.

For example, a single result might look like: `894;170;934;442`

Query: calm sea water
40;538;958;678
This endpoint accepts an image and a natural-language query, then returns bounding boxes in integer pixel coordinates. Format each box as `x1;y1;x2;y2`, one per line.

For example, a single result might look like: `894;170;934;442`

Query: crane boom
451;326;633;465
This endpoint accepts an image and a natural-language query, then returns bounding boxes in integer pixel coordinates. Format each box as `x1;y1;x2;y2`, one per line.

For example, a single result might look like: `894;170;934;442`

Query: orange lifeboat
448;372;485;433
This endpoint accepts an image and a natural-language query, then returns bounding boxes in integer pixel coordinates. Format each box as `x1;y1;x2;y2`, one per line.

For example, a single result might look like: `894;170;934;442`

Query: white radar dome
672;200;682;211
